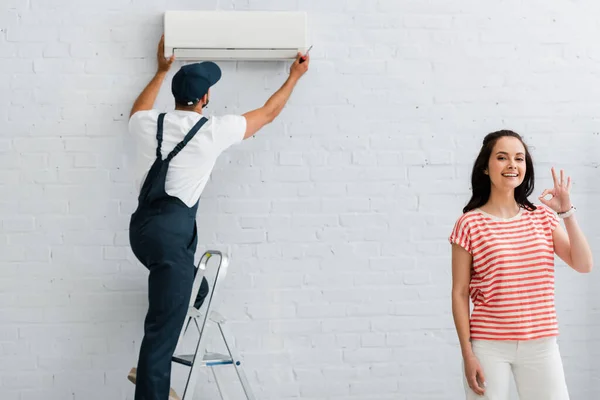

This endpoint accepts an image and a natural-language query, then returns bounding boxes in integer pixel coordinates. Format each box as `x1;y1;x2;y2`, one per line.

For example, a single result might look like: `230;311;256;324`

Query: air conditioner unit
163;11;308;61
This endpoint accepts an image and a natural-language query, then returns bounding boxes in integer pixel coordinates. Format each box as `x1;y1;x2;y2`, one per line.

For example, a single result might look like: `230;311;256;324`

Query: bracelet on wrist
558;205;576;219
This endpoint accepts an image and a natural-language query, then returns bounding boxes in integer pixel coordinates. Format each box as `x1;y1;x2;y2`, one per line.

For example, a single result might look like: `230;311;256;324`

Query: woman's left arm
540;167;593;273
553;215;593;273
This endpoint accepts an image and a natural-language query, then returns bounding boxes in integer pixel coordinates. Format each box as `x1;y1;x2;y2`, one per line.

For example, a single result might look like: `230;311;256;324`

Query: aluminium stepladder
173;250;255;400
128;250;255;400
173;250;256;400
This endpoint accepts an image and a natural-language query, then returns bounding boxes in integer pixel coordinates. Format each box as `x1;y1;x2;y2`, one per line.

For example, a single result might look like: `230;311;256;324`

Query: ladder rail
211;367;230;400
218;322;257;400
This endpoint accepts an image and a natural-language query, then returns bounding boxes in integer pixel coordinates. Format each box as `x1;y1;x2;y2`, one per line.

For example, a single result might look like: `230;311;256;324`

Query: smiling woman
448;130;593;400
463;130;537;217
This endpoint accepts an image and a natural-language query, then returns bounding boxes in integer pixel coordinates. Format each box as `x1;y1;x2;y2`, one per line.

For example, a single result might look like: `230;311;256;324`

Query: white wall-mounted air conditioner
164;11;308;61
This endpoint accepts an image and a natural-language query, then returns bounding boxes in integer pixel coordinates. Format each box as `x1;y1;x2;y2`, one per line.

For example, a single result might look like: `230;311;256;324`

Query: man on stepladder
126;35;309;400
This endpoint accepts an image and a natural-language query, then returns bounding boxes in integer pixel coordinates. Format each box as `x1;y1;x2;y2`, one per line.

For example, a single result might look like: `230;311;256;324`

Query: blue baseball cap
171;62;222;105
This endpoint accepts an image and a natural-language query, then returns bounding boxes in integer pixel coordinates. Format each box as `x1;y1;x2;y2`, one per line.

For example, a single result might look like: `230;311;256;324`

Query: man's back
129;109;246;207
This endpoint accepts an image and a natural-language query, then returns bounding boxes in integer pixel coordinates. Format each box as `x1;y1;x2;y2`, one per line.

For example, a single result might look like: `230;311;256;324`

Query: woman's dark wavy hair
463;130;536;214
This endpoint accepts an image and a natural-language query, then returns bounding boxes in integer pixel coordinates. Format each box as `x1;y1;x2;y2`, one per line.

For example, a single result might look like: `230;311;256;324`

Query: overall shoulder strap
166;117;209;162
156;113;166;158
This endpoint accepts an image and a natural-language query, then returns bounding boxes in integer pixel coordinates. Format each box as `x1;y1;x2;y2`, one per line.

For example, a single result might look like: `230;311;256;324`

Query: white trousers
463;337;570;400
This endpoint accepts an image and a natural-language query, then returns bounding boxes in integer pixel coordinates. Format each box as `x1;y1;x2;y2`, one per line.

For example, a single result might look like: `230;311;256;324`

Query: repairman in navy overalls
127;36;310;399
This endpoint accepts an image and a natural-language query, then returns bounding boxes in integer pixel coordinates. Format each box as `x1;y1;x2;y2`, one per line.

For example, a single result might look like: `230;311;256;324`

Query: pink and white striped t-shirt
449;204;560;341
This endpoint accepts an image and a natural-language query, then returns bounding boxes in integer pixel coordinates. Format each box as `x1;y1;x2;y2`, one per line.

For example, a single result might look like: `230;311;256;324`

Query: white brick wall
2;0;600;399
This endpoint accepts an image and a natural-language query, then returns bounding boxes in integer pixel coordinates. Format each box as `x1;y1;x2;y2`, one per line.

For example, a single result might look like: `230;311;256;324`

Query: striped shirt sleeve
449;214;472;254
540;204;560;231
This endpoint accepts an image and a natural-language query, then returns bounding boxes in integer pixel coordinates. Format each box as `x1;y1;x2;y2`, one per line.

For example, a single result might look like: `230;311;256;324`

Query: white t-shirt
128;109;246;207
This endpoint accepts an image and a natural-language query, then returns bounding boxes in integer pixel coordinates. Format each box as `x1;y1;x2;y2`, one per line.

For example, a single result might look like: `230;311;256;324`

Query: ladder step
185;309;226;323
172;352;239;367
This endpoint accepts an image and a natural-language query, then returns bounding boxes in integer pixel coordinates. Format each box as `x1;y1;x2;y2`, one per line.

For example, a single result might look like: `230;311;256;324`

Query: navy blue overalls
129;113;209;400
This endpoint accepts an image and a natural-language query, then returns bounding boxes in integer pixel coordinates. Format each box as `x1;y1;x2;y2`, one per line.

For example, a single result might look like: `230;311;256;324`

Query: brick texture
1;0;600;399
